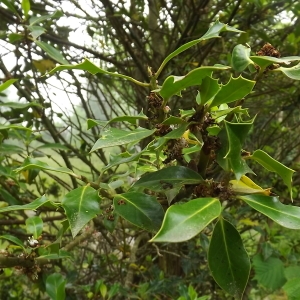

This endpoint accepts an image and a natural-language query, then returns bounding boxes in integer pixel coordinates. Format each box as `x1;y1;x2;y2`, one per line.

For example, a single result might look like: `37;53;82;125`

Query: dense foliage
1;0;300;299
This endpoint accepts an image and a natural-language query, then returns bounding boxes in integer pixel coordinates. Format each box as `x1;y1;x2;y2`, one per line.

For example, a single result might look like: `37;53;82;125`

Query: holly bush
1;8;300;299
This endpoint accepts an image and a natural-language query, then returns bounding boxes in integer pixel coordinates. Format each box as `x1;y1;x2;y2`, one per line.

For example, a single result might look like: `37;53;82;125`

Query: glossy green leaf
26;216;43;239
36;250;71;261
8;33;24;43
156;20;242;77
207;125;221;136
132;166;203;192
61;186;101;238
231;44;253;72
86;119;107;130
163;123;189;139
277;63;300;80
0;235;25;250
179;108;195;118
36;143;69;151
208;218;250;299
102;150;145;172
250;150;295;198
113;192;164;232
15;157;78;177
0;79;18;92
46;273;66;300
35;41;68;65
0;124;31;131
47;58;148;87
1;0;19;15
90;127;156;152
211;106;249;120
220;120;254;179
239;194;300;229
0;101;42;109
198;76;220;105
103;213;118;233
29;10;63;25
210;76;255;107
158;66;229;100
0;188;20;205
0;195;48;213
107;111;148;125
28;25;46;39
250;56;300;71
54;220;70;246
0;143;23;154
151;198;221;242
253;254;286;290
21;0;30;18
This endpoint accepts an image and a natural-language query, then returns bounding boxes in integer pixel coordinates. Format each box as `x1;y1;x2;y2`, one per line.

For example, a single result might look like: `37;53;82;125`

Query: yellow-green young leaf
21;0;30;18
210;76;255;107
90;127;156;152
46;273;66;300
239;194;300;229
132;166;203;192
230;175;271;196
250;150;295;199
113;192;164;232
26;216;43;239
150;198;221;243
33;59;56;73
231;44;253;72
0;195;48;213
208;218;250;299
0;79;18;92
0;234;25;250
61;186;101;238
99;283;107;298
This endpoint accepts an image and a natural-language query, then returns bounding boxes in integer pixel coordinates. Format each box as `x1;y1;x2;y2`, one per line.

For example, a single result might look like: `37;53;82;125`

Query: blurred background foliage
1;0;300;299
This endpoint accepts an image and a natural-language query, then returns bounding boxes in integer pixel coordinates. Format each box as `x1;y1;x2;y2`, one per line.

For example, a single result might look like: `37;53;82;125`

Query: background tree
1;0;300;299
